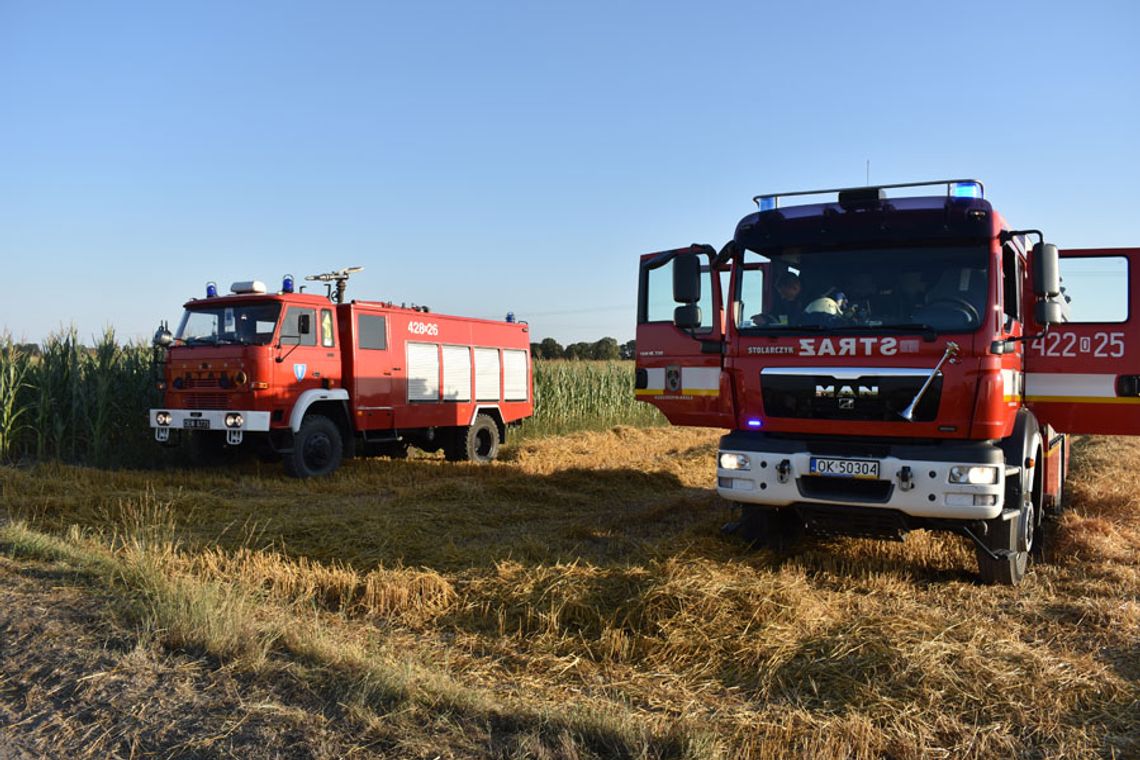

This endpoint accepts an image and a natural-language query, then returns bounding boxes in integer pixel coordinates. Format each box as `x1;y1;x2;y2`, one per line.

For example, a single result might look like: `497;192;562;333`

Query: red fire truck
150;267;533;477
636;179;1139;584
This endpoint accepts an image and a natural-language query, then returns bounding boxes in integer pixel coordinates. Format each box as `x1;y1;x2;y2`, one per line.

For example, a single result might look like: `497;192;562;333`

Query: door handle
1116;375;1140;397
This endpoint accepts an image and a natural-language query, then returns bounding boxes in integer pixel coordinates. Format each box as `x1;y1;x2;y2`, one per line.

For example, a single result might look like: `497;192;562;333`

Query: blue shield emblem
293;363;307;382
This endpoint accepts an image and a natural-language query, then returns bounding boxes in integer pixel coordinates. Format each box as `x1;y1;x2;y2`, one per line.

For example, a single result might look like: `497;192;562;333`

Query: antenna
305;265;364;304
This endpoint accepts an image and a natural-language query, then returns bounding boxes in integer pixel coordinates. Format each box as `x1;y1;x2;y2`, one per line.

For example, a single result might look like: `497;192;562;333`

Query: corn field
0;329;159;466
517;359;666;439
0;334;661;466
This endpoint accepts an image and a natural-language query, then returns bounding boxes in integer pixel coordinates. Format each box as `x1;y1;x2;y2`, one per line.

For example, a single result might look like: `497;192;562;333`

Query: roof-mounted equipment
306;265;364;304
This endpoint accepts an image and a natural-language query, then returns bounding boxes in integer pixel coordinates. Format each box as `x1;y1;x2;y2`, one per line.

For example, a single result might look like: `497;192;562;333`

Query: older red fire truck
150;267;533;477
636;179;1139;584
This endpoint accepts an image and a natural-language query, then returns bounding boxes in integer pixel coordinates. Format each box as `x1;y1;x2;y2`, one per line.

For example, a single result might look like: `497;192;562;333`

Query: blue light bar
282;274;295;294
206;281;218;298
746;418;763;428
950;181;983;199
758;196;778;212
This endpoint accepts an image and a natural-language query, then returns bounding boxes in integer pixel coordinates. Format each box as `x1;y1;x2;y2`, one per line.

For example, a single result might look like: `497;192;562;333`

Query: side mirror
674;304;702;329
673;253;702;304
1032;242;1061;298
1035;299;1065;326
298;313;312;334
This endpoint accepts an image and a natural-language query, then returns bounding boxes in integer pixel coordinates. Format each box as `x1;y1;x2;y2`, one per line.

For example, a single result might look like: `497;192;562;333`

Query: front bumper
716;432;1006;520
149;408;271;446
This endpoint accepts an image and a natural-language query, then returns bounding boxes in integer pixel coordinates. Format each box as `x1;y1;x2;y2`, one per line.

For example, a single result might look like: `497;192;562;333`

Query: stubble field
0;425;1137;759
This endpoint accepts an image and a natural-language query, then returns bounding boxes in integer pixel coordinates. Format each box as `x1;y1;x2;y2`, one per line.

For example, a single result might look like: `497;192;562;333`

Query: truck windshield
174;303;282;346
737;245;989;333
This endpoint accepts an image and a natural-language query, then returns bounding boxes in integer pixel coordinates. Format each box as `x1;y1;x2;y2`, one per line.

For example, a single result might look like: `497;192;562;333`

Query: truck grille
184;393;228;410
761;370;940;422
797;475;894;503
795;504;908;540
184;377;221;389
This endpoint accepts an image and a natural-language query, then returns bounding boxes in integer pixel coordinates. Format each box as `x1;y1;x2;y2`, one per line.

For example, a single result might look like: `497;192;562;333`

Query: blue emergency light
206;281;218;298
757;196;778;212
282;274;295;294
950;181;983;199
746;418;763;428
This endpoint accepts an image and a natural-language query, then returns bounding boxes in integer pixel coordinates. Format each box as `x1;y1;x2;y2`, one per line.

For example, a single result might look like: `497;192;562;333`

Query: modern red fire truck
636;179;1139;584
150;267;533;477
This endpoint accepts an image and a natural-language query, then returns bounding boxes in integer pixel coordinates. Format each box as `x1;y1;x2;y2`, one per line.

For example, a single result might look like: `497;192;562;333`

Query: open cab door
1026;248;1140;434
635;244;735;428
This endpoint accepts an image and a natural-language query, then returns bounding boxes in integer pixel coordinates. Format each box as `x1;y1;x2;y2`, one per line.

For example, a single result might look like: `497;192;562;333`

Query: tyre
975;451;1038;585
445;414;500;463
284;415;344;478
975;501;1032;585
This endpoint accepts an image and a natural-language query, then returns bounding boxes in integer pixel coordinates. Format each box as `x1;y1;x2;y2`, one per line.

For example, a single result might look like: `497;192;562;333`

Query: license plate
809;457;880;479
182;418;210;430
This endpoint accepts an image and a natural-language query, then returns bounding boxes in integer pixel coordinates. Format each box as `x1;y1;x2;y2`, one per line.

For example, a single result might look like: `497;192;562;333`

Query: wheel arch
470;404;506;441
290;389;352;433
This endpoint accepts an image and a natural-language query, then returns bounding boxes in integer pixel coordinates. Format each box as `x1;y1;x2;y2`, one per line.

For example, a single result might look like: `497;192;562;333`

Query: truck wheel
975;503;1031;585
284;415;343;478
446;414;500;463
976;458;1037;585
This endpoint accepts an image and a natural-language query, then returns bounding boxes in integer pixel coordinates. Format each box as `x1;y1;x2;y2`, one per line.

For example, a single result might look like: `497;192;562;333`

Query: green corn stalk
0;336;32;461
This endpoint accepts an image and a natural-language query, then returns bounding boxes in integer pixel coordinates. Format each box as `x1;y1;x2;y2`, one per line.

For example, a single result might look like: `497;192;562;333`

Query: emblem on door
293;363;307;382
665;365;682;393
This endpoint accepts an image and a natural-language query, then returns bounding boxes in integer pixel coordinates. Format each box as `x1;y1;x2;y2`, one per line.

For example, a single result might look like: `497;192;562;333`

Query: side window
358;314;388;349
736;251;770;327
283;307;317;347
639;256;714;330
1060;256;1129;323
1002;245;1021;324
320;309;335;348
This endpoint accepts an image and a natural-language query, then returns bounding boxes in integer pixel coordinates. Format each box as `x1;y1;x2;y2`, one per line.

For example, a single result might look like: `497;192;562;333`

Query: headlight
718;452;751;471
225;413;244;428
156;412;172;426
949;466;998;485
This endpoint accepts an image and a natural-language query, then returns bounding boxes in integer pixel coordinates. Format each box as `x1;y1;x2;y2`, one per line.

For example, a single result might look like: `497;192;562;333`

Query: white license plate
183;418;210;430
809;457;880;479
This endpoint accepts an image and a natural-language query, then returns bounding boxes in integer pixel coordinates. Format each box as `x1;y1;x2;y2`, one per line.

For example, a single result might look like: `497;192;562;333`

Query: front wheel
284;415;344;478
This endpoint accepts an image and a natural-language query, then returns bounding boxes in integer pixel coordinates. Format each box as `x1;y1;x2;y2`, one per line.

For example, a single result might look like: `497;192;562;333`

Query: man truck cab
636;179;1140;584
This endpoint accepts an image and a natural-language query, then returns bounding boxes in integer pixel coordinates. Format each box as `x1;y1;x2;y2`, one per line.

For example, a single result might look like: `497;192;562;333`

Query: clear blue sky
2;0;1137;345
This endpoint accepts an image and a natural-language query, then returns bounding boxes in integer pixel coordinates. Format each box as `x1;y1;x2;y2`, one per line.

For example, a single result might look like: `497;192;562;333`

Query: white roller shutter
441;345;471;401
474;348;501;401
407;342;440;401
503;349;528;401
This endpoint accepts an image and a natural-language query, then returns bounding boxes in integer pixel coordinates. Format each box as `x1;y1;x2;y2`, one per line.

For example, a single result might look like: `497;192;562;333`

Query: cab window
1061;256;1129;323
320;309;335;347
282;307;317;347
639;255;715;331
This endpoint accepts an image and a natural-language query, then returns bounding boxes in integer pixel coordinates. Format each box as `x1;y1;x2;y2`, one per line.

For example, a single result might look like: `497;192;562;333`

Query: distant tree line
530;337;636;360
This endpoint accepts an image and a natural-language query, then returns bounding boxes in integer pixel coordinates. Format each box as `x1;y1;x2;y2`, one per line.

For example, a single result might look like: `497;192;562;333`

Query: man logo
816;383;878;409
665;366;682;393
294;363;307;382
